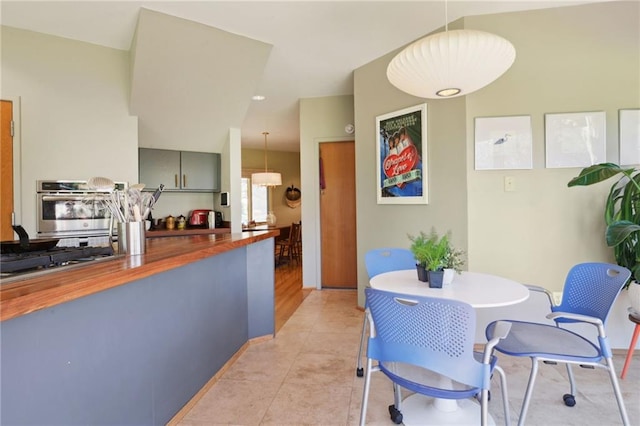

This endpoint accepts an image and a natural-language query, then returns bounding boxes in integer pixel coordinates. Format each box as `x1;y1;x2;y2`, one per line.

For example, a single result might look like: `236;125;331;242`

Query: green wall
464;1;640;288
352;1;640;305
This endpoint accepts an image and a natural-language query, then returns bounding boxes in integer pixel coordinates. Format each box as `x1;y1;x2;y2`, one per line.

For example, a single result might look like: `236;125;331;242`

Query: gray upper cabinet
139;148;221;192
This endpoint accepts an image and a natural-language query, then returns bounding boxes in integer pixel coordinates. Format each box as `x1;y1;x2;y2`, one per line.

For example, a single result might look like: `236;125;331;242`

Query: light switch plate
504;176;515;192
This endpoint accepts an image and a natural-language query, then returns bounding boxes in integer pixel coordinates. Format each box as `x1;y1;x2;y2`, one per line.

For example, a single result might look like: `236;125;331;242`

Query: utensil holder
117;222;146;255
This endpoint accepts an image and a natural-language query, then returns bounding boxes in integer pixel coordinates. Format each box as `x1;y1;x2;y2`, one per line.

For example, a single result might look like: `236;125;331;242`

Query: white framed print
375;104;428;204
545;111;606;168
619;109;640;166
474;115;533;170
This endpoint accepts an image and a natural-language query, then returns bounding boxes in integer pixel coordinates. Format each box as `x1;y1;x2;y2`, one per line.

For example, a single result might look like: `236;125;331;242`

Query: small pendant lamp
251;131;282;187
386;1;516;99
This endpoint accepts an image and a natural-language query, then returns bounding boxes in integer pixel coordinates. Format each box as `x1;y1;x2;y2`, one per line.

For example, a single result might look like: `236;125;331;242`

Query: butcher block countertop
0;230;278;322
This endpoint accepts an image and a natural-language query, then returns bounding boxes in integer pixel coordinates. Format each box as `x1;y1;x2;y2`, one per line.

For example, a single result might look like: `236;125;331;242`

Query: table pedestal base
401;394;496;426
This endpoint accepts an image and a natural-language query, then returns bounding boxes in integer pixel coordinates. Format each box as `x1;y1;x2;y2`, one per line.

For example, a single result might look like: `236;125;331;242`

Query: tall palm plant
568;163;640;285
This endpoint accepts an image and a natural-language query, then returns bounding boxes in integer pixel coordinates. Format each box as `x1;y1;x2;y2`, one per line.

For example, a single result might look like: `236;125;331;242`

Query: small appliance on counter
213;211;223;228
189;209;212;228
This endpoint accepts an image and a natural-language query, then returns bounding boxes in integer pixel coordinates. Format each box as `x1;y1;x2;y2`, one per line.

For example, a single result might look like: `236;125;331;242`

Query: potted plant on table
409;229;450;288
443;244;465;285
568;163;640;311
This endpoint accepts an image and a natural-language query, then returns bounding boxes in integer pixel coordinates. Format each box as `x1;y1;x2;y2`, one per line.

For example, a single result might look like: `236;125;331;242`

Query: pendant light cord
445;0;449;32
262;131;269;172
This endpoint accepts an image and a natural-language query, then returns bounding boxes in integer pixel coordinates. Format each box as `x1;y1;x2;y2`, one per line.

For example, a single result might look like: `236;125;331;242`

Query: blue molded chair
356;248;416;377
486;262;631;426
360;288;512;426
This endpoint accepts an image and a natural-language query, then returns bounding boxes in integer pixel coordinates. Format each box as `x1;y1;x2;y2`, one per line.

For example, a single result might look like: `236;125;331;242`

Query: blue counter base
1;238;274;425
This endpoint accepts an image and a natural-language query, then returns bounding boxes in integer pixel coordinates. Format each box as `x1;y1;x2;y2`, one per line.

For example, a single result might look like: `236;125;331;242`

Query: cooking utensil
0;225;59;254
126;186;145;221
87;176;115;191
143;184;164;220
129;183;145;191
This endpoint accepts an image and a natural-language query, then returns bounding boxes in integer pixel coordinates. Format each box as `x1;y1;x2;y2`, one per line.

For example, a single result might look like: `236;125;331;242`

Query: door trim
312;136;355;290
1;97;22;228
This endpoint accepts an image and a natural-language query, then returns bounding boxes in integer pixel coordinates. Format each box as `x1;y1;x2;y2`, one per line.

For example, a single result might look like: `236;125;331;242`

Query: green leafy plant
444;245;466;273
409;229;457;271
568;162;640;285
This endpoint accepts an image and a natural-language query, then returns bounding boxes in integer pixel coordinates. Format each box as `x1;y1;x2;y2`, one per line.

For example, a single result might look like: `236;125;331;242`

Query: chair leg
359;358;374;426
356;310;368;377
480;389;489;426
605;355;631;426
621;324;640;379
494;365;511;426
277;243;286;265
565;363;576;401
517;358;540;426
389;381;403;424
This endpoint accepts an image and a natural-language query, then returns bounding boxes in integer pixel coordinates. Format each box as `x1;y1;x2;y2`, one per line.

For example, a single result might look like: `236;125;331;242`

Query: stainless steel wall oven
36;180;125;247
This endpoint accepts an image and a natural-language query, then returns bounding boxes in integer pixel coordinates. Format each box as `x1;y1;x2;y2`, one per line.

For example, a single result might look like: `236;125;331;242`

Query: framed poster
375;104;428;204
474;115;533;170
620;109;640;166
545;111;606;168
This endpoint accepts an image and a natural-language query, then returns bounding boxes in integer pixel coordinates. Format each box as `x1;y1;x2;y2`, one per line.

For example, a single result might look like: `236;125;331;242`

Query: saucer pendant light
386;2;515;99
251;131;282;187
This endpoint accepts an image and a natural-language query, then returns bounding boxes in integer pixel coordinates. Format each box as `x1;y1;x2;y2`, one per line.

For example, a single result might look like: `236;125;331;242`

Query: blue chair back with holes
364;248;416;279
554;262;630;324
365;288;485;389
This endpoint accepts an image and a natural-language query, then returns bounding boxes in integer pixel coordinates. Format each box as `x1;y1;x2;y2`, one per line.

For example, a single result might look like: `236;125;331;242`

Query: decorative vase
628;281;640;314
416;265;429;282
443;268;455;285
428;270;444;288
266;211;277;227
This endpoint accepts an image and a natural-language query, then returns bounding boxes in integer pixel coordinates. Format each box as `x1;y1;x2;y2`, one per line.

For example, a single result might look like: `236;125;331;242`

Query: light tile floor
179;290;639;425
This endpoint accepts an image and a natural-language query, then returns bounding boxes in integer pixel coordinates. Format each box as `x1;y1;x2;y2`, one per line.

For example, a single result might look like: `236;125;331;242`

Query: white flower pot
628;281;640;314
443;268;455;285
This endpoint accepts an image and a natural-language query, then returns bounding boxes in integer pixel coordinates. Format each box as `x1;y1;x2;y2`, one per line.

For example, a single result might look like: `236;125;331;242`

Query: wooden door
320;141;357;288
1;100;14;240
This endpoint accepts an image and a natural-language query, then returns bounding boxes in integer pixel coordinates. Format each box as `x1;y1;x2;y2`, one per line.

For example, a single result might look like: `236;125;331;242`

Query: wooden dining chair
276;222;301;265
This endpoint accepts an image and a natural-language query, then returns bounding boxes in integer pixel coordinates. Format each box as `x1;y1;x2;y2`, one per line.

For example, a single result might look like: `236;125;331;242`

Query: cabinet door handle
183;174;187;188
174;174;178;188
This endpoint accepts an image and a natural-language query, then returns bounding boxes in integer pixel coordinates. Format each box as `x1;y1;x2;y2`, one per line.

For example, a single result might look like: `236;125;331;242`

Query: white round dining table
369;269;529;308
368;269;529;426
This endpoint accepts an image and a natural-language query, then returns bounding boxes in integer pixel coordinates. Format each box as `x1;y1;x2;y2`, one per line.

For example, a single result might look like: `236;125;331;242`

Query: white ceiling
1;0;603;152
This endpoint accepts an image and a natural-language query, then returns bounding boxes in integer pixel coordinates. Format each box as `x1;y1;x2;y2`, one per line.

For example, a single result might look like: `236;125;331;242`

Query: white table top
369;269;529;308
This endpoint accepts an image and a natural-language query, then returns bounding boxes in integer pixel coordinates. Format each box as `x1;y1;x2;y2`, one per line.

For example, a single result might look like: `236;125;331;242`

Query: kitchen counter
0;230;275;322
1;230;278;424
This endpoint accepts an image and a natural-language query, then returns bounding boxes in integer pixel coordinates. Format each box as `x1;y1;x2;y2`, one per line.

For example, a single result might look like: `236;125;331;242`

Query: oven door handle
41;195;95;202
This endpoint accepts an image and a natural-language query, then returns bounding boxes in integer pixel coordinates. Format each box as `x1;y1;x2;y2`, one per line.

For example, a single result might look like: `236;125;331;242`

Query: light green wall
299;95;355;288
241;148;301;227
352;1;640;307
464;1;640;289
1;26;139;235
354;48;469;306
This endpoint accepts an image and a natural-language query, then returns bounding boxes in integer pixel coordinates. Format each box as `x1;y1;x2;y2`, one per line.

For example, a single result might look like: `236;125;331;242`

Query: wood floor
274;260;310;332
